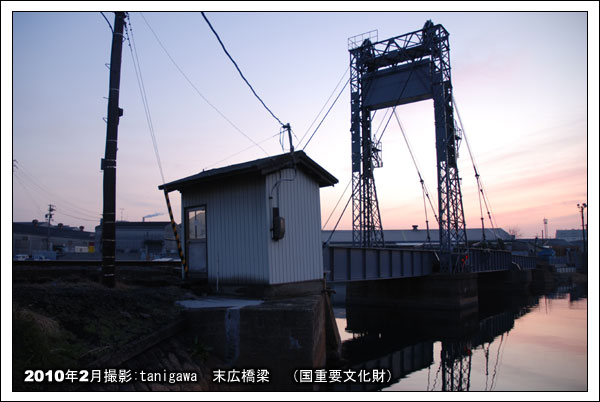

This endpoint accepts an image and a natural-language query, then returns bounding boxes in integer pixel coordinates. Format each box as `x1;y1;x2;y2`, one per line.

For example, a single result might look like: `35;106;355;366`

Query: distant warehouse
13;221;95;256
94;221;181;259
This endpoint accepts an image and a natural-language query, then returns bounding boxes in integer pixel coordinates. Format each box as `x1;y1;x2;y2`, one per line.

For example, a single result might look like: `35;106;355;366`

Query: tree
507;226;522;239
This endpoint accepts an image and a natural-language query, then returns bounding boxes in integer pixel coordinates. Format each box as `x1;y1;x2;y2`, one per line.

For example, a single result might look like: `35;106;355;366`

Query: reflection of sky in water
336;295;587;391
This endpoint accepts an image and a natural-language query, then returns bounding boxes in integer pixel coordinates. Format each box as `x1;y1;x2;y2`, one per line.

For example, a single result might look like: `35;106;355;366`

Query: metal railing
466;249;536;272
348;29;378;50
465;249;511;272
511;254;537;270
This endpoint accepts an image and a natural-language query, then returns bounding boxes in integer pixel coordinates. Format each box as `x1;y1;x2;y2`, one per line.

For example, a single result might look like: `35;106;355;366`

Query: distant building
322;227;514;246
555;229;585;243
13;221;95;256
94;221;175;258
160;151;338;286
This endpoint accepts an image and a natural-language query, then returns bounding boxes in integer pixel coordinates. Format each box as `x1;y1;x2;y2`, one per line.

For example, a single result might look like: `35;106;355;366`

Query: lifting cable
453;96;500;241
306;59;418;152
392;110;439;247
323;193;353;247
297;66;349;149
372;109;389;141
374;66;418;145
484;342;491;391
301;77;350;151
322;178;352;230
320;65;419;246
125;15;188;276
489;333;506;391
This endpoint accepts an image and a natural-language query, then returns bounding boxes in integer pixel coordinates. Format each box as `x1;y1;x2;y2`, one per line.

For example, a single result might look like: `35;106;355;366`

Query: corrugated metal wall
181;175;270;285
265;168;323;284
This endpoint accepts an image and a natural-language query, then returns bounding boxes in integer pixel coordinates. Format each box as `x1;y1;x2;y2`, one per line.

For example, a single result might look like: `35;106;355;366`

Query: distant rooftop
322;228;514;244
94;221;171;230
517;238;579;247
159;151;338;193
13;222;94;240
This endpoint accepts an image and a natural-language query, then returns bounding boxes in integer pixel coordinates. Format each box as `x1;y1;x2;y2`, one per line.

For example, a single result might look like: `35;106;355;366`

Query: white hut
159;151;338;291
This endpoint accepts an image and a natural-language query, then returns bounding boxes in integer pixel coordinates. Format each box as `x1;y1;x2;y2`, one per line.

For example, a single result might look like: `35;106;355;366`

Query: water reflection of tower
440;341;472;391
343;292;539;391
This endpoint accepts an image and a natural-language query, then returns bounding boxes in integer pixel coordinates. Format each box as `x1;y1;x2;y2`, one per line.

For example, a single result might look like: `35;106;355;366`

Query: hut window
188;207;206;240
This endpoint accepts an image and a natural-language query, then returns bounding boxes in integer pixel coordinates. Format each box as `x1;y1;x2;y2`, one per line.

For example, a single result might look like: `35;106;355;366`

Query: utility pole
45;204;55;251
577;203;587;269
101;12;126;287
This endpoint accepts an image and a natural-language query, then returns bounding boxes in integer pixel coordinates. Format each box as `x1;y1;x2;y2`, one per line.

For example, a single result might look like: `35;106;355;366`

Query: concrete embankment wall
182;293;335;390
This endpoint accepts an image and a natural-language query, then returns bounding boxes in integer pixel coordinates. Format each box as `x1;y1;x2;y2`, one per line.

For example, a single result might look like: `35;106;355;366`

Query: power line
15;173;102;222
139;12;269;156
13;165;101;219
100;12;113;32
14;171;101;220
125;14;166;184
13;174;44;217
201;12;285;128
54;209;101;223
204;132;280;170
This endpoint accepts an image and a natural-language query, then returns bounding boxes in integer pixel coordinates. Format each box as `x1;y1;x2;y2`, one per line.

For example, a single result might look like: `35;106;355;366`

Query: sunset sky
5;6;597;238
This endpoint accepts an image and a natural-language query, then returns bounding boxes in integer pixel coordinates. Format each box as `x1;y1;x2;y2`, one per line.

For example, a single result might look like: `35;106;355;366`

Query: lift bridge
348;20;480;274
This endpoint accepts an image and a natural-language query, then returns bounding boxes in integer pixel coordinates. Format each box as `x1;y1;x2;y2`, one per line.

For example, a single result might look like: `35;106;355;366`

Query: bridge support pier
478;268;532;296
530;264;557;295
346;273;478;313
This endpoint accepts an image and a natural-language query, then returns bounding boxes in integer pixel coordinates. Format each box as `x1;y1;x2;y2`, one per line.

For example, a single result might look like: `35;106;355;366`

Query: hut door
186;206;207;274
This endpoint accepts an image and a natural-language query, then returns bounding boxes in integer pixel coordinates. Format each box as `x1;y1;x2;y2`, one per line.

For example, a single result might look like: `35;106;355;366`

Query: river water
334;282;588;391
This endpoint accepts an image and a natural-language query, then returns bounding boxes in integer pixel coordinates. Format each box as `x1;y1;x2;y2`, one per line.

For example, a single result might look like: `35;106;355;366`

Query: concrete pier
530;264;557;294
346;273;479;312
478;268;533;295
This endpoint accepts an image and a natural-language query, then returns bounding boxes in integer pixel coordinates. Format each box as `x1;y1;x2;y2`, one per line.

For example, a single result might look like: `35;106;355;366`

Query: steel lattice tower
350;37;385;247
441;341;472;391
426;22;468;273
348;21;467;271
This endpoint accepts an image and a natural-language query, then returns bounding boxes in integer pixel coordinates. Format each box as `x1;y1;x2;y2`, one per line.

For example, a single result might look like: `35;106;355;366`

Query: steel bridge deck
323;246;536;283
